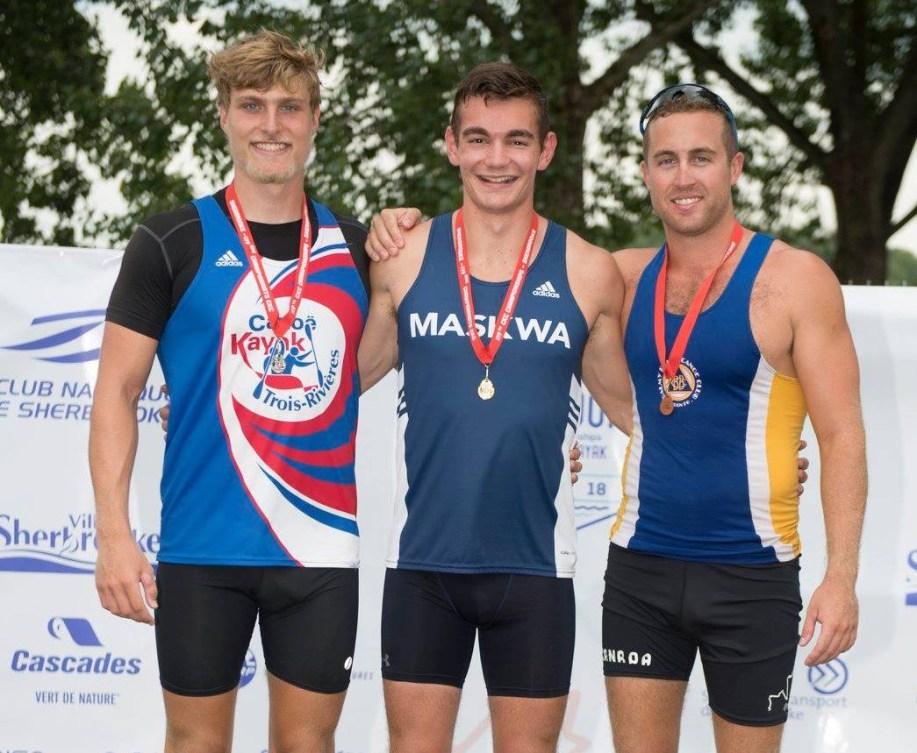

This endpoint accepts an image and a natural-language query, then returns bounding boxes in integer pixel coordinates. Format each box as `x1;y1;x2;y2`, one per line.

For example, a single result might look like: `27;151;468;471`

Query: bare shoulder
761;240;844;313
565;230;623;323
372;217;433;291
611;246;657;293
566;230;618;277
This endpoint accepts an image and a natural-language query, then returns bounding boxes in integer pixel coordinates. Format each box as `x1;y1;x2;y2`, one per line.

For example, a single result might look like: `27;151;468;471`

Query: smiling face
641;110;743;239
220;79;319;187
446;96;557;217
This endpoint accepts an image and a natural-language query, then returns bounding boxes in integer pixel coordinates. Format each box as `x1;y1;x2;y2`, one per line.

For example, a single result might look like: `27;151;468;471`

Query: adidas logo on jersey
216;250;244;267
532;281;560;298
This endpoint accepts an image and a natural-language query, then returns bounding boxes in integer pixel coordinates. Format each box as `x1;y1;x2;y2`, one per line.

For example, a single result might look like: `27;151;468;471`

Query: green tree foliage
1;0;915;283
668;0;917;282
0;1;106;245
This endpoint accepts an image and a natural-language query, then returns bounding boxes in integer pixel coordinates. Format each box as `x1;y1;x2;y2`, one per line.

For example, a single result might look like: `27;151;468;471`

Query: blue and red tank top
156;194;368;567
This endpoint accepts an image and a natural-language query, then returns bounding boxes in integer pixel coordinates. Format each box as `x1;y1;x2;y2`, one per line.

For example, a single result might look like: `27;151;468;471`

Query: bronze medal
660;394;674;415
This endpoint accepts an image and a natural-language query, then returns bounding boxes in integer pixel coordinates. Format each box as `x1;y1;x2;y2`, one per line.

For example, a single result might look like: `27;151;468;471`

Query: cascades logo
10;617;142;675
0;511;158;574
1;310;105;363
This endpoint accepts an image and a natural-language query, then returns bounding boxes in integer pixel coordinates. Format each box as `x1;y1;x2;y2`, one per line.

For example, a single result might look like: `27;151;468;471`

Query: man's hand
799;575;858;666
160;384;170;433
95;536;158;625
366;207;423;261
569;441;582;484
797;439;809;495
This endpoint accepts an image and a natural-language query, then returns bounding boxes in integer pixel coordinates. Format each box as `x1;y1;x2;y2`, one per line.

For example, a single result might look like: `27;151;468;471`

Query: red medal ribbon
654;220;744;380
225;181;311;339
452;209;539;367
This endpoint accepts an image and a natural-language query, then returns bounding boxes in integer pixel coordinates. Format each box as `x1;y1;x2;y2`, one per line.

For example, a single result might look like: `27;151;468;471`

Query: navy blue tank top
386;212;590;577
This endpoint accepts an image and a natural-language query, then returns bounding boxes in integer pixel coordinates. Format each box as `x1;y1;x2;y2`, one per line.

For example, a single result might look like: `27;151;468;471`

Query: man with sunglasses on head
366;82;865;753
598;83;866;753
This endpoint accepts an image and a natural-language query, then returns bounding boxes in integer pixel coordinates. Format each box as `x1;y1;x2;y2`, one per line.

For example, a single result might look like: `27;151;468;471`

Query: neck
664;214;740;272
459;201;537;261
231;173;305;223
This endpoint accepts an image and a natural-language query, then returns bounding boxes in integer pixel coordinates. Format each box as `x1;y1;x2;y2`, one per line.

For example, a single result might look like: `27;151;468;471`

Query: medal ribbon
225;181;311;339
654;220;744;381
452;209;539;367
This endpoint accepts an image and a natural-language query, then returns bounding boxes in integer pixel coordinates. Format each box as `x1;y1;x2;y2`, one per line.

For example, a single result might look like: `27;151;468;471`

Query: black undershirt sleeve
106;189;370;341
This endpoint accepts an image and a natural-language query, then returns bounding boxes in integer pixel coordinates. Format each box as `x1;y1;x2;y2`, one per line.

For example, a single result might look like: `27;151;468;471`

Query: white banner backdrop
0;243;914;752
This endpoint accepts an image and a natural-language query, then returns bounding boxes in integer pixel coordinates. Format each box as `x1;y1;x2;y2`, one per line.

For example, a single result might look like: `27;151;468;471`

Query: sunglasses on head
639;83;739;146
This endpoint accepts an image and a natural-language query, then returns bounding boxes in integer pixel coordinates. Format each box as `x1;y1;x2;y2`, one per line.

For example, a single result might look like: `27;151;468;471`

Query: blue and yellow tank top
613;233;806;564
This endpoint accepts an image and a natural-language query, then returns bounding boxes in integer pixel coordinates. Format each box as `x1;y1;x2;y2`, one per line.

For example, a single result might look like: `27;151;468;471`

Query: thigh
258;567;358;694
692;559;802;726
478;574;575;698
156;563;258;695
605;676;686;753
163;688;238;752
489;694;568;753
381;568;476;687
602;544;697;681
384;679;462;753
268;673;346;753
711;713;785;753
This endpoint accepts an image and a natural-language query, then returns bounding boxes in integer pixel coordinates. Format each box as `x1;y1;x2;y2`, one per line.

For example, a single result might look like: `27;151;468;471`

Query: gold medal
660;394;674;415
478;377;495;400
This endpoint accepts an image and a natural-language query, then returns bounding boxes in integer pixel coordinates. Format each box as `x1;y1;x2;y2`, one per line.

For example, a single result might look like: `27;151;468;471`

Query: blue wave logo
906;549;917;606
0;549;96;574
808;659;848;695
239;649;257;688
0;512;159;574
48;617;103;646
1;309;106;363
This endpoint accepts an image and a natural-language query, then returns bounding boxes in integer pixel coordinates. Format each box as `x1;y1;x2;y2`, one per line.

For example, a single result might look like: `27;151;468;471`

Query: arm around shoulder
358;218;431;392
568;236;633;434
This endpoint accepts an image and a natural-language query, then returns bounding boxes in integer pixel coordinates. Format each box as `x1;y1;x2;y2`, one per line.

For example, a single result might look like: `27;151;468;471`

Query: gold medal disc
478;378;495;401
660;395;674;415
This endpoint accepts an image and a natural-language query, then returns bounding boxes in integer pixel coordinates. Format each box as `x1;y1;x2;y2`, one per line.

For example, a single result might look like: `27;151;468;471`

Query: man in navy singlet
90;31;368;752
597;86;866;753
358;63;632;753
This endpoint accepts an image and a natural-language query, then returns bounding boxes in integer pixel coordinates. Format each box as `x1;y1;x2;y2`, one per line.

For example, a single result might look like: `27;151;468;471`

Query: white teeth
480;176;514;184
254;142;287;152
674;197;700;205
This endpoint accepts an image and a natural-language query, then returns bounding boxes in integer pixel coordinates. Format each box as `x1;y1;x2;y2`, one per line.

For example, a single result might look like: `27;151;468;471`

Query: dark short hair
641;84;739;159
450;62;551;145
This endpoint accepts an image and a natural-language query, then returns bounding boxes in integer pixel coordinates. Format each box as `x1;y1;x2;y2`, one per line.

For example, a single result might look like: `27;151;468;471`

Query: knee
271;725;336;753
165;721;232;753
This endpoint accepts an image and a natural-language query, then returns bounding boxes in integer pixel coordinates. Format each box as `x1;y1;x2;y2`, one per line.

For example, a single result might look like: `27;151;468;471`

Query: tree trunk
538;113;586;234
828;157;890;284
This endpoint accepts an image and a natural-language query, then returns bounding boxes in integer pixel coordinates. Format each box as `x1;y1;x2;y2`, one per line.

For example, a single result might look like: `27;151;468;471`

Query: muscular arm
358;262;399;393
569;237;633;434
88;323;159;624
789;254;867;665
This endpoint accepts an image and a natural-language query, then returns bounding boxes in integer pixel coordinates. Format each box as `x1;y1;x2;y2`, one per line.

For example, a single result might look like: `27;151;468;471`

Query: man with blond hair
90;30;369;752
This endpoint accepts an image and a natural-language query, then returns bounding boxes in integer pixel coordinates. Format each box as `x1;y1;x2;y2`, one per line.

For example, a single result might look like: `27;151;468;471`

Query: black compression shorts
155;563;358;696
381;569;575;698
602;544;802;726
